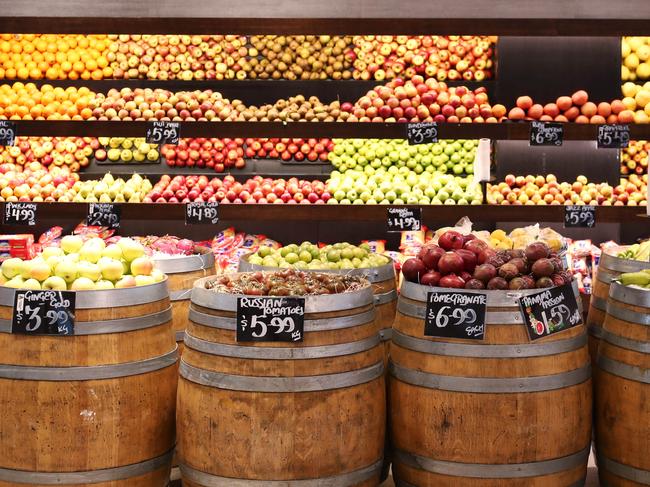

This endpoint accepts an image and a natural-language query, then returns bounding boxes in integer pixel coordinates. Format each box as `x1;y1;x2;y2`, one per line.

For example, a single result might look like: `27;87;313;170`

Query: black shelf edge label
530;121;563;146
237;296;305;342
0;120;16;146
12;290;76;335
407;122;438;145
424;291;487;340
87;203;121;229
518;283;582;340
146;121;180;145
387;207;421;232
3;202;37;226
597;124;630;148
185;201;219;224
564;205;595;228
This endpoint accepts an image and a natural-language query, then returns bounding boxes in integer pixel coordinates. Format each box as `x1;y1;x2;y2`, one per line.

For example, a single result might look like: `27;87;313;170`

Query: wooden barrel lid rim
153;246;215;274
0;450;173;485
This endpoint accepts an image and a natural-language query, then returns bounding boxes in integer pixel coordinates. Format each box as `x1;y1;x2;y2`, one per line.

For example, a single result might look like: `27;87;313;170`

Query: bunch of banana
618;240;650;261
619;269;650;288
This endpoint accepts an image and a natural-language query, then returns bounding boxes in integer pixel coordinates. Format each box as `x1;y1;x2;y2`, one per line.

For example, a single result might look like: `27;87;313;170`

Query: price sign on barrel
12;290;76;335
237;296;305;342
424;291;487;340
518;284;582;340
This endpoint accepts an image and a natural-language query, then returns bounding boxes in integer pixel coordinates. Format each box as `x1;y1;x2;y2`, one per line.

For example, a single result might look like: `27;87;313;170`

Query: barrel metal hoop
154;251;214;274
379;328;392;341
600;252;649;274
184;332;380;360
189;307;376;332
397;300;523;325
170;289;193;301
609;282;650;307
179;359;384;392
606;303;650;326
0;347;178;381
0;307;172;335
588;323;604;339
180;459;382;486
175;331;186;342
374;289;397;306
389;362;591;393
596;269;618;285
394;446;589;479
597;455;650;484
391;329;587;358
0;279;169;308
597;355;650;384
398;478;583;487
589;295;608;312
601;330;650;353
0;450;173;484
191;281;374;314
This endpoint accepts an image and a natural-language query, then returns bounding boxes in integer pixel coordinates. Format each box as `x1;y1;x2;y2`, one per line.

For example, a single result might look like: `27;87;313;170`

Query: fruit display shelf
1;0;648;35
0;202;646;224
10;120;650;140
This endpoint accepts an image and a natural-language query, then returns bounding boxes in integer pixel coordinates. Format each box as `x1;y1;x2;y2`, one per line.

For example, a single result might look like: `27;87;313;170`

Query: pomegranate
438;252;465;275
418;245;445;270
487;276;508;290
465;278;485;289
464;238;488;256
531;258;555;278
525;241;551;262
402;258;427;283
438;231;464;251
477;248;496;264
439;273;466;289
456;249;478;273
420;271;442;286
473;263;497;283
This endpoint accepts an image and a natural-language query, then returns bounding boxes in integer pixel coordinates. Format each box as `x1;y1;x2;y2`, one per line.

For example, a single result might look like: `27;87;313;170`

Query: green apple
1;258;23;279
102;244;123;260
99;259;123;282
55;261;78;284
71;277;96;291
117;238;145;262
41;247;64;259
151;269;165;283
61;235;83;254
22;278;41;290
42;276;67;290
135;275;156;287
77;262;102;281
29;259;51;281
4;276;24;288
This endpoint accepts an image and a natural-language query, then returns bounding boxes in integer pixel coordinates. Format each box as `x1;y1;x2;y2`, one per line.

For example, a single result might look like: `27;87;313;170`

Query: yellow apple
71;277;96;291
115;276;136;288
60;235;83;254
54;261;78;284
134;275;156;287
41;247;64;259
1;258;23;279
42;276;67;290
130;256;154;276
102;244;123;260
117;238;145;262
77;262;102;281
99;259;124;282
22;278;42;290
95;280;115;290
29;259;52;281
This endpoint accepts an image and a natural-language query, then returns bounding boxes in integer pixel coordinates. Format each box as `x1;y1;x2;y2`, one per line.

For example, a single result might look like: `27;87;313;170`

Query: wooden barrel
587;249;647;363
0;281;177;487
154;247;215;349
595;281;650;487
391;280;592;486
177;275;385;486
239;254;397;360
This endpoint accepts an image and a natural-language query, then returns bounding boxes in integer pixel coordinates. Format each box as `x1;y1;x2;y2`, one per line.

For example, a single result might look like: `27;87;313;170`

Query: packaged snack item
362;240;386;255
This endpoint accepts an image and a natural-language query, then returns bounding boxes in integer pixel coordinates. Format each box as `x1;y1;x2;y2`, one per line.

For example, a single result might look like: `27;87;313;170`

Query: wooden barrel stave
178;278;385;485
0;282;176;486
391;281;591;487
595;283;650;487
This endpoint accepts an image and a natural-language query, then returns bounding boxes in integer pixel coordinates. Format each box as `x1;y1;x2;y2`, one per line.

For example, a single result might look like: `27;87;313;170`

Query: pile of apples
507;91;631;124
402;231;572;290
329;138;478;175
244;138;333;162
145;174;329;204
107;34;249;81
248;35;354;80
350;35;495;82
162;138;245;171
622;37;650;81
0;137;96;171
0;162;78;202
621;82;650;124
621;140;649;175
488;173;648;206
343;76;506;123
95;137;160;164
326;169;482;205
0;236;162;291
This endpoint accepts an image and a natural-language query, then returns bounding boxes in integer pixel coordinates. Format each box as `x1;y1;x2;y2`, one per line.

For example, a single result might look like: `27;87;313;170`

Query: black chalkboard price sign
424;291;487;340
87;203;121;229
530;121;563;146
145;121;180;145
3;202;37;226
237;296;305;342
185;201;219;224
518;283;582;341
0;120;16;146
564;205;595;228
12;290;76;335
387;207;421;232
406;122;438;145
597;124;630;149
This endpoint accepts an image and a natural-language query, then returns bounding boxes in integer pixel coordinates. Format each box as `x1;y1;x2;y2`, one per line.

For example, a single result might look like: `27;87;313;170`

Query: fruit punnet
0;237;163;290
329;139;478;175
204;269;369;295
247;242;390;270
401;231;572;290
488;173;648;207
621;140;649;176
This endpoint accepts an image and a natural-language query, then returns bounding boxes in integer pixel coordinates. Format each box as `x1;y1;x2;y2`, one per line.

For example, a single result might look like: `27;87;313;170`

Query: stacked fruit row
244;138;333;163
0;34;495;81
487;174;648;206
621;140;649;176
0;137;96;171
622;37;650;82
